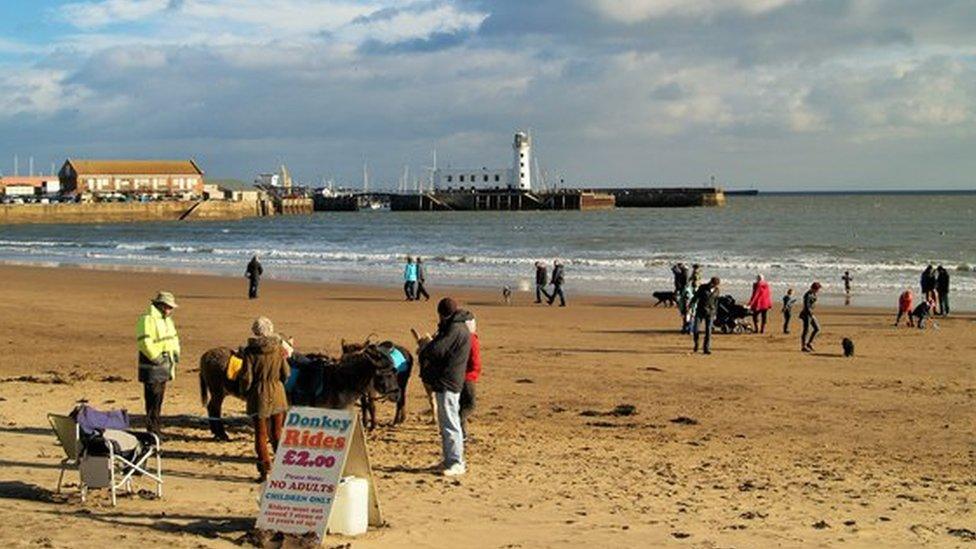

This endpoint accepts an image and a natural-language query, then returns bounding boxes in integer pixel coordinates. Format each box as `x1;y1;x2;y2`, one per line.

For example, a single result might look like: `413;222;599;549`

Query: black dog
842;338;855;357
652;291;677;307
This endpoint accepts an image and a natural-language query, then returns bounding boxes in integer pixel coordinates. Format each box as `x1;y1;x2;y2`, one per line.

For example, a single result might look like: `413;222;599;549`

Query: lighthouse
512;130;531;191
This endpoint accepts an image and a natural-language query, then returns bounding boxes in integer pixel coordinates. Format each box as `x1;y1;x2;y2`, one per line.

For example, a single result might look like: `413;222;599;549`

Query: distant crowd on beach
665;260;953;356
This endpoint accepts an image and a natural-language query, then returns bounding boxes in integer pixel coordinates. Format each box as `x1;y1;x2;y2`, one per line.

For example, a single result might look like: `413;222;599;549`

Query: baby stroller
715;295;751;334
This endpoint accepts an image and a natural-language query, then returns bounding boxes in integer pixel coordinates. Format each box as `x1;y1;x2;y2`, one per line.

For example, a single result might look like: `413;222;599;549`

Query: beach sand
0;265;972;547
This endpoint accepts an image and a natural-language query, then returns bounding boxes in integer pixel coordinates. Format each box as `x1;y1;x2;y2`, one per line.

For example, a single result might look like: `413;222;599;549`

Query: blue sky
0;0;974;190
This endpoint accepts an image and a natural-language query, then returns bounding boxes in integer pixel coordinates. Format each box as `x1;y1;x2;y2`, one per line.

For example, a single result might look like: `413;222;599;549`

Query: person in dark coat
671;263;689;292
547;260;566;307
920;264;937;303
245;255;263;299
534;262;550;304
419;298;472;476
800;282;822;352
239;317;290;482
415;257;431;301
689;277;720;354
935;265;950;316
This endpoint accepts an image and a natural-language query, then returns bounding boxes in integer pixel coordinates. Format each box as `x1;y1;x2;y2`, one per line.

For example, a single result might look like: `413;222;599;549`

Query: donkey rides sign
256;407;382;541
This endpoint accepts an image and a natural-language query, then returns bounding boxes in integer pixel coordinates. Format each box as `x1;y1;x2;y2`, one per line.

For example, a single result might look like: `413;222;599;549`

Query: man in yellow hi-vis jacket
137;291;181;437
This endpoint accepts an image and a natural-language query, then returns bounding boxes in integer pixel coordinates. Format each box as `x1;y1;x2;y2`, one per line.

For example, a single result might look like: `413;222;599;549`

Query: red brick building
58;159;205;197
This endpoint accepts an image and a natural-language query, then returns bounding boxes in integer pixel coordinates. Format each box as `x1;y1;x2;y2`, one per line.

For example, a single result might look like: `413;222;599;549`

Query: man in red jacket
460;314;481;441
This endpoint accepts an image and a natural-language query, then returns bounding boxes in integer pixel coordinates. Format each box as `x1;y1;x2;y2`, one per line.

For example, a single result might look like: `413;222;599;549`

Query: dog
502;285;512;305
842;337;855;357
652;290;677;307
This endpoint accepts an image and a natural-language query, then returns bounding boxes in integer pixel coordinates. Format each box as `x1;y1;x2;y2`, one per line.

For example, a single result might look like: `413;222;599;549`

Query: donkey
198;343;401;440
341;338;414;431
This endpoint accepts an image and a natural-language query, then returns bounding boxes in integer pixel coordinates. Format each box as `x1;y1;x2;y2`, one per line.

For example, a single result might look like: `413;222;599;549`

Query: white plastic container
327;476;369;536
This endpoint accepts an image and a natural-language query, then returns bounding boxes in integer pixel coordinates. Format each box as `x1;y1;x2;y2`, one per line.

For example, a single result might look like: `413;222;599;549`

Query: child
460;316;481;441
912;297;935;329
677;283;694;334
781;288;797;334
895;290;914;327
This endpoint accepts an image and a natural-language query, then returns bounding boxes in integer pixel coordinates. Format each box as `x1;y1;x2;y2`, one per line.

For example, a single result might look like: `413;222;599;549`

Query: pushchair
715;295;752;334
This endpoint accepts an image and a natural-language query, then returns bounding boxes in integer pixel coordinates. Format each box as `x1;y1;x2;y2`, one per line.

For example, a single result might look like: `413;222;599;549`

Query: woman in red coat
748;274;773;334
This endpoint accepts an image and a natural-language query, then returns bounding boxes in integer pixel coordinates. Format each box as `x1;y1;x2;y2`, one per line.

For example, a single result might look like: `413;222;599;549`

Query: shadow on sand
42;509;254;541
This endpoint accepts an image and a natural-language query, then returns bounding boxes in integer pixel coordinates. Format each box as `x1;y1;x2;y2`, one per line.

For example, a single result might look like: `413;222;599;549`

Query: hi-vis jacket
137;304;181;383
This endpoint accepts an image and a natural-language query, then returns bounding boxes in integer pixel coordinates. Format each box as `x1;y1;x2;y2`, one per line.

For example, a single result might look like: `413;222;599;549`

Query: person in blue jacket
403;256;418;301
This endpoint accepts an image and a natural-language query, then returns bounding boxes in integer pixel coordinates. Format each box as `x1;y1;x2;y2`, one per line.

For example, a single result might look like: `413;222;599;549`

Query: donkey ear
341;338;347;349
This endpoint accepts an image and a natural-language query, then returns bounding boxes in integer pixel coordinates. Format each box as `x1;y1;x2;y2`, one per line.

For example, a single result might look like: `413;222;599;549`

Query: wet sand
0;264;972;547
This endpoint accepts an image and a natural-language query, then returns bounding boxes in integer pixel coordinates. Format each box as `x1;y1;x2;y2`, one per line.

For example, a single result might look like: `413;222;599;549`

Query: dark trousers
143;381;166;436
459;381;477;437
416;281;430;301
248;278;259;299
548;284;566;306
938;292;949;315
693;315;713;353
404;281;416;300
801;314;820;347
782;310;792;334
752;309;768;333
535;284;550;303
253;412;285;476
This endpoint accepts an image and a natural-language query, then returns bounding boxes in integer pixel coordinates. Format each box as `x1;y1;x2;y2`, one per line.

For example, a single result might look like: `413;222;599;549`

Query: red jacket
748;280;773;311
465;333;481;382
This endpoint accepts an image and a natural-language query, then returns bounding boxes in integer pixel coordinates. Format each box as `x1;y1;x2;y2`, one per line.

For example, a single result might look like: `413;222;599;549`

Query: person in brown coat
239;317;290;482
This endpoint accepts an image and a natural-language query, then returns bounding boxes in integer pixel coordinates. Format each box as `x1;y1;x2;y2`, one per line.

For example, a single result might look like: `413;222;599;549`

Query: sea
1;193;973;310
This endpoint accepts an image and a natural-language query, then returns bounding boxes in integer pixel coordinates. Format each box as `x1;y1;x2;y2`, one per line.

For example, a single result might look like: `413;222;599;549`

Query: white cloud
0;69;92;117
594;0;799;23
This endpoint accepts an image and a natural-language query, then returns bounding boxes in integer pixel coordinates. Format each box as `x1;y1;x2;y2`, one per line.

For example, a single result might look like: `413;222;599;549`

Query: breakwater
0;200;263;225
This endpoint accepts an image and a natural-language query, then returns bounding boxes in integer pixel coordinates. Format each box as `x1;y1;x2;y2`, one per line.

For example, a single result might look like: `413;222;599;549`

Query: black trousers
143;381;166;436
801;314;820;347
535;284;550;303
459;380;477;437
548;284;566;306
248;278;259;299
782;310;792;333
403;281;416;300
416;281;430;301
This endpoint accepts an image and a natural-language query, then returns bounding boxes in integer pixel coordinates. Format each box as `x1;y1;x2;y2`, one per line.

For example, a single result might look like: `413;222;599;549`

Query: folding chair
48;413;83;499
49;413;164;505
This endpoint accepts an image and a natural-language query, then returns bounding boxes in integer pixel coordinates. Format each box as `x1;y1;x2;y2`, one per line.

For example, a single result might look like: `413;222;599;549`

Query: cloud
594;0;798;22
2;0;975;189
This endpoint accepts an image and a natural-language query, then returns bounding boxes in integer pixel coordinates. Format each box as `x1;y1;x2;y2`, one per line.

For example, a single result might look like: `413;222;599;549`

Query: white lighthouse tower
512;130;531;191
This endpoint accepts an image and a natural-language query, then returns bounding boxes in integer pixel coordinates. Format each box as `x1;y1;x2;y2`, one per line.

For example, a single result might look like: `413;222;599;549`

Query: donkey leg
425;383;439;428
207;393;230;441
394;390;407;425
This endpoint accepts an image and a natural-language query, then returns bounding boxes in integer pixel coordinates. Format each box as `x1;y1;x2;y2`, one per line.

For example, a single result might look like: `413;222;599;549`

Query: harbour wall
0;200;268;225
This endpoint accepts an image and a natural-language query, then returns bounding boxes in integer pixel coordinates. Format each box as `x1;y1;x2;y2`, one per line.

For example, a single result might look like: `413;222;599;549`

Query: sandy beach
0;264;972;548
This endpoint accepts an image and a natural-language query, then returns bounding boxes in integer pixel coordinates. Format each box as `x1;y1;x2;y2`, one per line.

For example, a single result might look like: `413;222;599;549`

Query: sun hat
152;291;178;309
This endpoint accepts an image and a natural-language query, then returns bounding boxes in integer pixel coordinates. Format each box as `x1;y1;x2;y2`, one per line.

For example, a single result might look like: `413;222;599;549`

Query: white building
433;130;533;191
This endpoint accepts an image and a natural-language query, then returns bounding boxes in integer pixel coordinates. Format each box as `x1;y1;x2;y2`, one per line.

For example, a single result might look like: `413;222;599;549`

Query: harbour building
58;159;205;198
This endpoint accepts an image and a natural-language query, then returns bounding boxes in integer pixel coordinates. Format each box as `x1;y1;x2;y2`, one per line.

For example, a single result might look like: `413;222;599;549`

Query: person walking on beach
747;274;773;334
534;262;550;304
920;265;937;305
239;317;290;483
689;264;702;291
782;288;797;334
799;282;822;352
245;255;263;299
548;260;566;307
403;256;418;301
460;314;481;441
671;263;689;293
936;265;950;316
677;282;694;334
895;289;914;327
690;277;720;354
419;298;472;476
842;271;853;301
136;291;181;438
415;257;431;301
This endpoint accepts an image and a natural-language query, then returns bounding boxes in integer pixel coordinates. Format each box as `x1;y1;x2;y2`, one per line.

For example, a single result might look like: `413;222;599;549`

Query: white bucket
327;476;369;536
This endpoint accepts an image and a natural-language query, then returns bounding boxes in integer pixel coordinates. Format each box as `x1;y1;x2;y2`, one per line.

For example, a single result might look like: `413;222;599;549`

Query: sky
0;0;974;190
